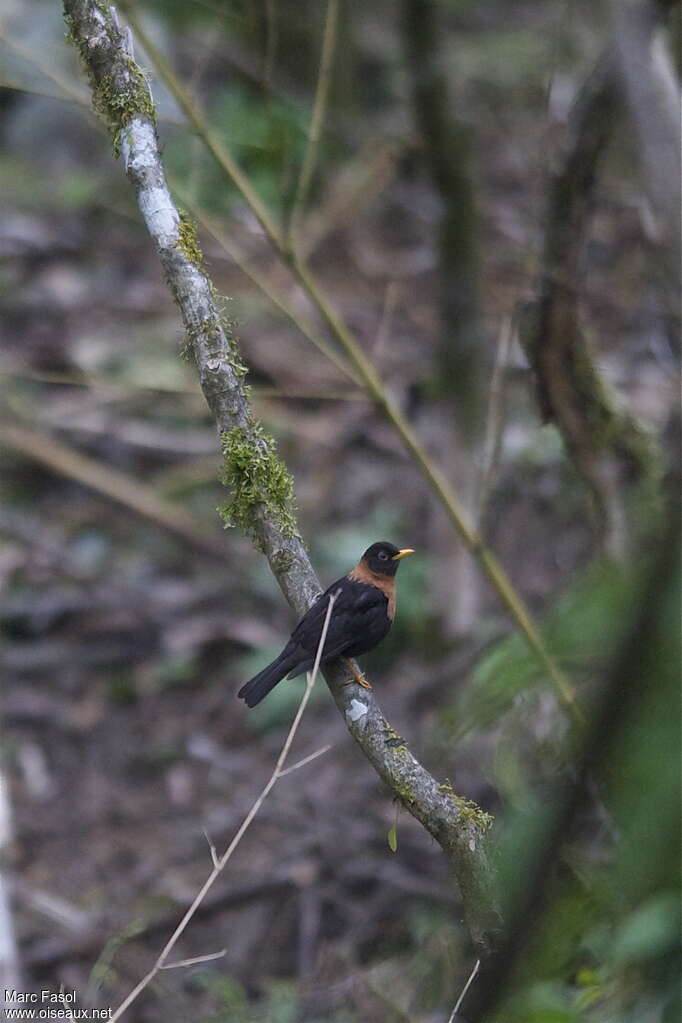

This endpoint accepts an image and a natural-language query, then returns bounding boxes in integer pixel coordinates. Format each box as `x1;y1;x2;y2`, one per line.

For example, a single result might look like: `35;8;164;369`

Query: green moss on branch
439;779;494;833
220;424;298;548
64;3;155;154
176;212;204;268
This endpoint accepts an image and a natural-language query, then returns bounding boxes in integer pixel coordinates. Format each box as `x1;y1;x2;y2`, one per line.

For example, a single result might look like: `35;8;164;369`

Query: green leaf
610;892;681;965
450;560;635;738
387;824;398;853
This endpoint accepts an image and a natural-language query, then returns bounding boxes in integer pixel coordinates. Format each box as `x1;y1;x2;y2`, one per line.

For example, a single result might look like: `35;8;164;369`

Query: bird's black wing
285;578;388;672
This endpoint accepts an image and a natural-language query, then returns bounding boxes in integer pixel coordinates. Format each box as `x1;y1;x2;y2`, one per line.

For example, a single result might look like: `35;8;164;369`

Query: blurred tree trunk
610;0;681;303
403;0;484;634
520;0;675;558
520;54;661;558
402;0;482;432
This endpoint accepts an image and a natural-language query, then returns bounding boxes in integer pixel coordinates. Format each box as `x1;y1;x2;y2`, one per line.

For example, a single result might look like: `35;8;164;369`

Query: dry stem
108;592;338;1021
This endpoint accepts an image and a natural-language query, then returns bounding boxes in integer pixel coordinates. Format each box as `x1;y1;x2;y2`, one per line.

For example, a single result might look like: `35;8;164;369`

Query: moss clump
64;8;155;155
453;794;494;832
220;424;298;547
439;779;494;833
176;212;204;268
100;66;155;156
438;778;456;798
392;778;417;806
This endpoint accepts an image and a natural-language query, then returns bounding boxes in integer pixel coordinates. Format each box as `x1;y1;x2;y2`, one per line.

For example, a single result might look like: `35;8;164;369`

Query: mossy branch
63;0;503;976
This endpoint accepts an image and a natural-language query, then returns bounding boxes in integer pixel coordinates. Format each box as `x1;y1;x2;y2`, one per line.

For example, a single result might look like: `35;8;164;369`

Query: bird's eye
378;550;388;560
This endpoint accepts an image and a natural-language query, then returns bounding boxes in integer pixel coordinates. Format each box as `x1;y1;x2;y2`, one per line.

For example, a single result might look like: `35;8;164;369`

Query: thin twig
292;258;581;719
372;281;399;360
0;29;182;128
108;591;338;1021
297;139;398;262
201;829;219;870
263;0;278;91
288;0;339;243
448;957;480;1022
159;949;226;970
476;316;514;526
277;743;332;777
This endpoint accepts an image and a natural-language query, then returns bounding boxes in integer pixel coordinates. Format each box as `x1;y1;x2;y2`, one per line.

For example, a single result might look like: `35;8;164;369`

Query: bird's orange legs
341;658;373;689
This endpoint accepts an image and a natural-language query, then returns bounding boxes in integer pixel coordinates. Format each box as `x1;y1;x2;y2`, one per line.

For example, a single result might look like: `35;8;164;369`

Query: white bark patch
346;699;368;723
120;115;157;165
121;118;179;248
138;187;179;248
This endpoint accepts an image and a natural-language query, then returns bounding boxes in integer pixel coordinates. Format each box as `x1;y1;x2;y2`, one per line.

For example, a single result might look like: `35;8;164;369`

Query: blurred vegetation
166;84;310;216
0;0;679;1021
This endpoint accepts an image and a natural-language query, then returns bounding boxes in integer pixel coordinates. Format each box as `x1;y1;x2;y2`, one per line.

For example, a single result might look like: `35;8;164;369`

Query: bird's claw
341;659;372;689
342;675;373;689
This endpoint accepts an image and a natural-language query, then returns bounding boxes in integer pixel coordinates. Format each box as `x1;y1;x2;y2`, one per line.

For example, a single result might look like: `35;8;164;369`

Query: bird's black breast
341;583;392;656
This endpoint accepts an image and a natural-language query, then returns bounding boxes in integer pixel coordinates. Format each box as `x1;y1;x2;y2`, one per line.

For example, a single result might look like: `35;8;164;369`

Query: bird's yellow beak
392;548;415;561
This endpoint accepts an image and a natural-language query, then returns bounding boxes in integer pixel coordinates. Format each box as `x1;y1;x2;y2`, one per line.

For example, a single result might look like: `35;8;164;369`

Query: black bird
237;541;414;708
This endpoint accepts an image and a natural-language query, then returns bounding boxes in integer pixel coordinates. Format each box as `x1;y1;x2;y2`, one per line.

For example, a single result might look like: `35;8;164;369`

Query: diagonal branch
288;0;340;242
62;0;503;969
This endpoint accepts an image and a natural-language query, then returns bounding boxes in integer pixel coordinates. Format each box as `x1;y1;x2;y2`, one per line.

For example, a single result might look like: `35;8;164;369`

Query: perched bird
237;541;414;708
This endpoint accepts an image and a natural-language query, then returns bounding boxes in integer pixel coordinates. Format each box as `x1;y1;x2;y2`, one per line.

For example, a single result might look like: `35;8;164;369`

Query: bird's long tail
237;650;297;708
